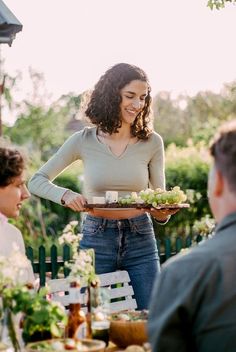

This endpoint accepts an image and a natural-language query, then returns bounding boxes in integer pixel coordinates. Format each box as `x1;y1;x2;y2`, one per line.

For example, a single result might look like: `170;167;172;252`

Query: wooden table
106;342;124;351
106;341;151;351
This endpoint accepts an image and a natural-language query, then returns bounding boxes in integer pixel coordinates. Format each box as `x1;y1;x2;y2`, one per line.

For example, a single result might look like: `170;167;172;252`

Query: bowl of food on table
25;338;106;352
109;310;148;348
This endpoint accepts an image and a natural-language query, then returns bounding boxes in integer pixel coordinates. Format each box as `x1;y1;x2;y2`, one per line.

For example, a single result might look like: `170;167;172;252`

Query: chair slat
98;271;130;286
48;278;70;292
47;270;137;312
109;286;134;299
110;299;137;312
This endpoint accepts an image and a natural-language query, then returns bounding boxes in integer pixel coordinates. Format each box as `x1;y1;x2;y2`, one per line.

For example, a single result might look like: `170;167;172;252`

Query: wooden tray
84;203;190;210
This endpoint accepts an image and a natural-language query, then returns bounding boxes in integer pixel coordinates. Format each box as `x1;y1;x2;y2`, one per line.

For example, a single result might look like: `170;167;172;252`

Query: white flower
60;222;97;285
77;233;83;241
186;189;195;203
63;224;72;233
62;221;79;234
195;192;202;200
58;232;80;246
0;246;32;286
69;221;79;227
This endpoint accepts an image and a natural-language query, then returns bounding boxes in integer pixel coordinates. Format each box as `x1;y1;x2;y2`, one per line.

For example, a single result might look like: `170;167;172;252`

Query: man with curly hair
148;119;236;351
0;143;34;284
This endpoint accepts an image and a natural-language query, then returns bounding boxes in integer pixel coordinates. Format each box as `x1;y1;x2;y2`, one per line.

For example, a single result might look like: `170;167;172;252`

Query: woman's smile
120;79;148;124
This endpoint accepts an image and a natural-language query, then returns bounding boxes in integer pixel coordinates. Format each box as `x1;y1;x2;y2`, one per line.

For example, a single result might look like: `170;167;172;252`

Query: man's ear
214;169;224;196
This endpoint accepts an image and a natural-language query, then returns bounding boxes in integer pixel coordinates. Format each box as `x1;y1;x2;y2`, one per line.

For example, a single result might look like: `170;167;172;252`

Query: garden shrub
155;142;212;241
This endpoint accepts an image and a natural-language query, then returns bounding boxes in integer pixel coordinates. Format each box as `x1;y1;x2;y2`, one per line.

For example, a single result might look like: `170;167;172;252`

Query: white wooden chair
47;270;137;313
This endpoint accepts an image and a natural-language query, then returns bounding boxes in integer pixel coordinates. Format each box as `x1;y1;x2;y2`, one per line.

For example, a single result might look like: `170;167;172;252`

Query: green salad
111;309;148;321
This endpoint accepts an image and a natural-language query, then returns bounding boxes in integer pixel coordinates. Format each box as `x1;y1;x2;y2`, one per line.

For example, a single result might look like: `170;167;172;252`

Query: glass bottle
65;281;86;340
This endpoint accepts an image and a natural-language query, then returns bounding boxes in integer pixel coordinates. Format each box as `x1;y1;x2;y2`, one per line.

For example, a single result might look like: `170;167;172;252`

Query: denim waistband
83;213;151;229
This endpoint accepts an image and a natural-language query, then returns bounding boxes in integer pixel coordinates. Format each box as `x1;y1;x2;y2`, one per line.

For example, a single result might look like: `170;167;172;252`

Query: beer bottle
65;281;86;340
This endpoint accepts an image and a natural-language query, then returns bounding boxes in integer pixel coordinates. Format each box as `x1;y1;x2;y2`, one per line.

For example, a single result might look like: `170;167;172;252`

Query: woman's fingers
148;208;180;221
62;190;87;212
151;208;180;215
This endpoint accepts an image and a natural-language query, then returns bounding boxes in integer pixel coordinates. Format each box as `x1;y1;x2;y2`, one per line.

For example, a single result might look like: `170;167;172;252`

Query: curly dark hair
0;147;25;187
85;63;152;139
210;119;236;193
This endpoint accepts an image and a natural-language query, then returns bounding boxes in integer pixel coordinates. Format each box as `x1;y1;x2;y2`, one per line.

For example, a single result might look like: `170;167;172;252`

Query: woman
28;63;176;309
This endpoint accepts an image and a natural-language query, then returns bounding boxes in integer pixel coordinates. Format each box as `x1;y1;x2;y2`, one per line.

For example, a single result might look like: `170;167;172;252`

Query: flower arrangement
58;221;100;340
0;245;34;351
3;285;67;344
193;215;216;238
0;220;99;351
0;244;32;289
0;247;67;351
58;221;99;286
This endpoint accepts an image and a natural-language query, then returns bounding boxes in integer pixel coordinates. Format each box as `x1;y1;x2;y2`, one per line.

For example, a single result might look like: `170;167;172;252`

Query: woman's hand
148;208;180;222
61;190;87;212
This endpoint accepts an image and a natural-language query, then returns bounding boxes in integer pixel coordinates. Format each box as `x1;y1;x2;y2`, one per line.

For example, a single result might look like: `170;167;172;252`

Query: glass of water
90;287;110;346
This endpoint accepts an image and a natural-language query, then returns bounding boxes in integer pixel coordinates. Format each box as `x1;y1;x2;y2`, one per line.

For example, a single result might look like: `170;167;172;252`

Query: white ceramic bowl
25;338;106;352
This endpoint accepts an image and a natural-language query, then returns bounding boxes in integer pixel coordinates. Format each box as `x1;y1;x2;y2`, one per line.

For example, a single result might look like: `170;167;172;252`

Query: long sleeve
148;133;165;190
28;132;82;204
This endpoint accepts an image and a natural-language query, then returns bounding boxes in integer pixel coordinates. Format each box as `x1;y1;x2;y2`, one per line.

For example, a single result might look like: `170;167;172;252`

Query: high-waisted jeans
80;213;160;309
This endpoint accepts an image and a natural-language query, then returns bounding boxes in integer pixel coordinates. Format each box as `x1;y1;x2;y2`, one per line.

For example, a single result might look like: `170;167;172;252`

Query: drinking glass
90;287;110;346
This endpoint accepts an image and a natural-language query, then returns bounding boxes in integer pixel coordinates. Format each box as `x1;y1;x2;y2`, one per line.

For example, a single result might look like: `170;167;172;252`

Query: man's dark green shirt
148;212;236;352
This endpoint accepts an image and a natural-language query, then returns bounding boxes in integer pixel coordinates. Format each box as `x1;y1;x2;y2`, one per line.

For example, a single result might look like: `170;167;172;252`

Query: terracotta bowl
25;338;106;352
109;311;148;348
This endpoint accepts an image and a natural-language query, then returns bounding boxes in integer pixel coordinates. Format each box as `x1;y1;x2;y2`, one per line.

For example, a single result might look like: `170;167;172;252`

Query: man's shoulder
5;223;24;244
162;239;218;274
2;221;21;235
0;222;25;254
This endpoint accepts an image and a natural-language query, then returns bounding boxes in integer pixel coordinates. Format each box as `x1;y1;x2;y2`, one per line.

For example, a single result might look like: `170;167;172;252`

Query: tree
152;91;190;146
207;0;236;9
4;70;81;163
6;104;72;163
0;58;21;136
153;80;236;146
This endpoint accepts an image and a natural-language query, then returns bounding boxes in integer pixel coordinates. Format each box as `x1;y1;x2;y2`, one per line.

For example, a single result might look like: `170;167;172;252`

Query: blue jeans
80;213;160;310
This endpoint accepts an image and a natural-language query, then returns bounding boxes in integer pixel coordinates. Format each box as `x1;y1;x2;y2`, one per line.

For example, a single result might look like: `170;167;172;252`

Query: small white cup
105;191;118;203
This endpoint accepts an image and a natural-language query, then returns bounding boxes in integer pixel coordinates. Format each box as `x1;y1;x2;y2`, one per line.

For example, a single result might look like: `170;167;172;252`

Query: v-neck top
28;126;165;203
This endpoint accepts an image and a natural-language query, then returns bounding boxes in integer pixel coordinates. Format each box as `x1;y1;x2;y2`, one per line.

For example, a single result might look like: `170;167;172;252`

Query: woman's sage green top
28;126;165;204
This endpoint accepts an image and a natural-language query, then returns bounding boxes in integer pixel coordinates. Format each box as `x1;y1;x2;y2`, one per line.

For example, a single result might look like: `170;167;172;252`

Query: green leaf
50;323;61;337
